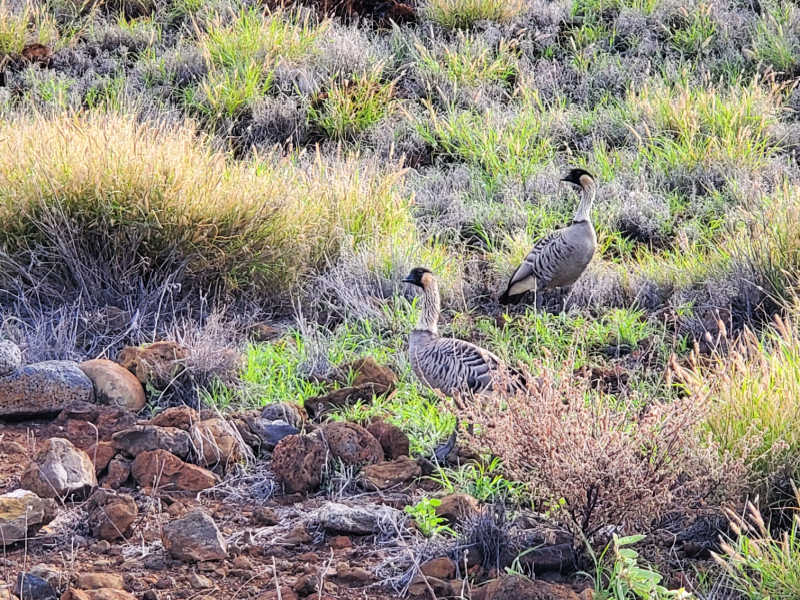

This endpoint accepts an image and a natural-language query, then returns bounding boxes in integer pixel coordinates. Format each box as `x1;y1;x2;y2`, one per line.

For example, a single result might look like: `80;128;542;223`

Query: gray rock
161;511;228;562
0;340;22;376
246;418;299;450
14;573;56;600
111;425;192;459
0;361;94;418
313;502;404;535
0;490;57;546
260;402;304;429
19;438;97;499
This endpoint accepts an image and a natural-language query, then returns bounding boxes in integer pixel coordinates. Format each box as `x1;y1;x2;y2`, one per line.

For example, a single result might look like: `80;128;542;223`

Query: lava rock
86;489;138;541
79;359;146;412
14;573;56;600
162;511;228;562
88;442;116;475
272;433;329;493
360;456;420;490
0;339;22;376
0;361;94;418
314;502;404;535
76;572;124;589
435;493;479;525
471;575;586;600
0;490;57;546
101;457;131;489
149;406;200;430
117;341;188;388
260;402;305;429
366;420;409;459
421;557;456;579
320;422;382;466
131;449;219;492
190;418;247;468
112;426;191;459
20;437;97;499
245;417;299;450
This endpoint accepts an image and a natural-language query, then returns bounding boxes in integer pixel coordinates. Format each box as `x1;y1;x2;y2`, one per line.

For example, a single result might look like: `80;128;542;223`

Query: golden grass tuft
0;112;411;299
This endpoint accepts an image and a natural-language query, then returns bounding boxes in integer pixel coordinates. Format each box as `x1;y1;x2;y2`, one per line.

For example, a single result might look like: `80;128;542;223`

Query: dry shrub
460;367;745;536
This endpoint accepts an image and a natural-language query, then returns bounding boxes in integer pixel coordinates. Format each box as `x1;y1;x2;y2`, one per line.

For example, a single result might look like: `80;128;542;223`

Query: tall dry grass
0;112;411;301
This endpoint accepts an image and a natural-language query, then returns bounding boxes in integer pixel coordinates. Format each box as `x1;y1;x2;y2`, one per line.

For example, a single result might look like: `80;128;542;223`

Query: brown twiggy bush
460;367;746;537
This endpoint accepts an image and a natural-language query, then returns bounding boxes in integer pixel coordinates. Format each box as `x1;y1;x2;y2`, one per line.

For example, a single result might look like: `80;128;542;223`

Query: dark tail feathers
499;289;523;305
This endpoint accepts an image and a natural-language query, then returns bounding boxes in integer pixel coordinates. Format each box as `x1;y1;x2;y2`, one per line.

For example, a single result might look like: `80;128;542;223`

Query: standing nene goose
499;168;597;306
403;267;525;397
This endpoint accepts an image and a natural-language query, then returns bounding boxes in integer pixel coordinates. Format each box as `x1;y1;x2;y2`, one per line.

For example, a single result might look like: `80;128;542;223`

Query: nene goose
499;168;597;306
403;267;524;397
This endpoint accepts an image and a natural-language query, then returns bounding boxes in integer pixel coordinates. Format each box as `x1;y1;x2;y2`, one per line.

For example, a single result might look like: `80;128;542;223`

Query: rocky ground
0;338;613;600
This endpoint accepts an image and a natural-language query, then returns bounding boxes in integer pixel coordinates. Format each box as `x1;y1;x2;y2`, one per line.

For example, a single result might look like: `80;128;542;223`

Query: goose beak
401;275;414;283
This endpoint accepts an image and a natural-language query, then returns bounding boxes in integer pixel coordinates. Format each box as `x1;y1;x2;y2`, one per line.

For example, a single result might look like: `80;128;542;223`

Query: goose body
403;268;522;396
500;169;598;305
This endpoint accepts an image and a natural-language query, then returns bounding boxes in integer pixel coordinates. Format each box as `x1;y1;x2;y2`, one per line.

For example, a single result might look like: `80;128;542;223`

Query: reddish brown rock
329;535;352;549
20;437;97;499
131;449;219;492
421;557;456;579
344;357;397;389
471;576;584;600
162;511;227;562
190;418;246;468
256;588;298;600
76;572;125;589
86;489;137;541
117;341;188;388
360;456;420;490
112;425;191;459
95;408;137;440
272;433;329;494
435;493;479;525
63;419;102;450
79;359;146;412
320;422;382;466
149;406;200;430
88;442;116;475
63;589;137;600
408;575;454;598
101;457;131;489
366;420;410;459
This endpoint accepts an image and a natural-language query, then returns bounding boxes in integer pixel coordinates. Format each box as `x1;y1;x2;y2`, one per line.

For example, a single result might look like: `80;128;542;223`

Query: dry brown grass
459;367;746;536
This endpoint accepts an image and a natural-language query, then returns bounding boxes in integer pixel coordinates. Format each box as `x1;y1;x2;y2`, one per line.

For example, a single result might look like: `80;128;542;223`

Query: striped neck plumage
572;180;596;223
416;275;440;334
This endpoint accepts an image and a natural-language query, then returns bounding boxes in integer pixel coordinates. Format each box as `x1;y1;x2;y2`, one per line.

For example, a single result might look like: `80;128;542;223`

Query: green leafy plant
592;534;695;599
431;456;523;502
404;498;456;537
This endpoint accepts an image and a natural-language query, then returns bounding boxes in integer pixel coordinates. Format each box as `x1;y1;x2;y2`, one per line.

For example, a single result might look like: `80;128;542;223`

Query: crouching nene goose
499;168;597;306
403;267;524;397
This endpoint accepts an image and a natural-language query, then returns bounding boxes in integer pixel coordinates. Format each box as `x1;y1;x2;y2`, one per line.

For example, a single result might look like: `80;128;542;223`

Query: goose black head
402;267;433;288
561;168;595;189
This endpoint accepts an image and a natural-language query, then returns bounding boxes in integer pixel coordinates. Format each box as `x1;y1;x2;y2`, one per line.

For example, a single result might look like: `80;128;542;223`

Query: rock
86;489;138;541
260;402;305;429
366;420;409;459
54;403;136;442
515;542;577;575
161;511;227;562
76;573;124;590
117;342;188;388
408;575;453;598
245;417;299;450
88;443;116;475
282;524;311;545
13;573;55;600
131;449;219;492
320;422;382;466
0;361;94;418
272;433;328;494
0;339;22;376
252;507;278;526
328;535;351;549
314;502;404;535
111;426;191;459
247;322;282;342
0;490;57;546
343;357;397;389
62;590;137;600
187;573;213;589
78;359;145;412
256;587;297;600
94;409;137;440
305;386;381;420
421;557;456;580
336;565;371;584
26;565;59;590
100;457;131;489
20;438;97;499
189;418;246;468
435;493;479;525
471;576;583;600
149;406;200;430
360;456;420;490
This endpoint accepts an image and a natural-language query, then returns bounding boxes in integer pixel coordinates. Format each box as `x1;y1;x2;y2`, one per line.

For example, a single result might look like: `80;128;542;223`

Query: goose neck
572;182;596;223
416;278;440;334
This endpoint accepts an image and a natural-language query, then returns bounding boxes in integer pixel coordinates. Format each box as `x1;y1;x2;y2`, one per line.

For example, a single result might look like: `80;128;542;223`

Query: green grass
423;0;524;29
751;0;800;74
0;1;57;56
430;456;524;502
414;32;518;88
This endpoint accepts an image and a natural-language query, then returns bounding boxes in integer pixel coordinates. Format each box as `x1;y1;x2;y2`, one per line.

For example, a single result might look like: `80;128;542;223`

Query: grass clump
308;66;396;141
0;113;411;302
424;0;524;29
751;0;800;75
0;1;57;56
677;315;800;491
414;33;518;89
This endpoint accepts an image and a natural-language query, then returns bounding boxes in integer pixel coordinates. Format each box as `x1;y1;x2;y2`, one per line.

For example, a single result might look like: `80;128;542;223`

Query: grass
0;1;57;56
0;113;411;300
423;0;524;29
